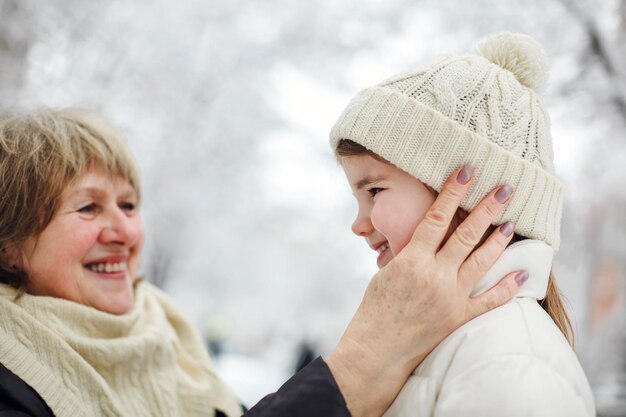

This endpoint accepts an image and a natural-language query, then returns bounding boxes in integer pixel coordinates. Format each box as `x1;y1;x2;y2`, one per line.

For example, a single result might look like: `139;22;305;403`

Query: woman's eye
119;202;136;211
368;187;384;197
77;203;97;213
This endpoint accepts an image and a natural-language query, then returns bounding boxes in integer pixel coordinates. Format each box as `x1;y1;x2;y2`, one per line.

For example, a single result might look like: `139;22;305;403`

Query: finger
408;165;475;253
438;183;513;265
458;221;515;293
465;270;526;320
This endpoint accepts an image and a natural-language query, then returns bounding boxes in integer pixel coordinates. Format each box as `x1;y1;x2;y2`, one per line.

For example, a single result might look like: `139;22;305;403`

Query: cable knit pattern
0;281;242;417
330;33;564;250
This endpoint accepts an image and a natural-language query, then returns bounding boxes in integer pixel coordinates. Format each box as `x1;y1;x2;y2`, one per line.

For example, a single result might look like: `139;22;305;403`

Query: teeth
88;261;127;273
376;243;389;255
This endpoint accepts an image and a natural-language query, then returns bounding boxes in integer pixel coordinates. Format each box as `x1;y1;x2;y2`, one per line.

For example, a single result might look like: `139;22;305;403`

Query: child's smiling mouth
372;241;391;268
375;242;389;255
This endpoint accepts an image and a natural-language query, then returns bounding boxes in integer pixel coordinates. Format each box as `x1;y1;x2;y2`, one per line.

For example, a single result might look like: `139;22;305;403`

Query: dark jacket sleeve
0;363;54;417
244;357;351;417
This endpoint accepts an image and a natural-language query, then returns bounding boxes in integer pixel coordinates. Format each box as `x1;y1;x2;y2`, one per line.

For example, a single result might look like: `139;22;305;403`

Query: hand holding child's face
341;154;436;268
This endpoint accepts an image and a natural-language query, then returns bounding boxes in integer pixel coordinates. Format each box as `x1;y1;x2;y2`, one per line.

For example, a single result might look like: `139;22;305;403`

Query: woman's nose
351;212;373;237
100;208;140;245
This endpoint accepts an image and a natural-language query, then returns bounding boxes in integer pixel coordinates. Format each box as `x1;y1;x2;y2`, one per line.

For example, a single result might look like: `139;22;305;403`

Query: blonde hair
335;139;574;345
0;108;140;293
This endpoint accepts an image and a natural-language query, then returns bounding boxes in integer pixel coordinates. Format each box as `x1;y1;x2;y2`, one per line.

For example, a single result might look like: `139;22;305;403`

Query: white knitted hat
330;32;564;250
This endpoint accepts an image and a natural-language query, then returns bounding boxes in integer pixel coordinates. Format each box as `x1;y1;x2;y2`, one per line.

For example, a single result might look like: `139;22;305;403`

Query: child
331;33;595;416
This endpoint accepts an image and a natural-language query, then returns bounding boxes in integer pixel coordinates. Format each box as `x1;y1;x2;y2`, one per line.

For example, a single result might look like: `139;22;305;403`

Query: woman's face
341;154;436;269
17;168;144;314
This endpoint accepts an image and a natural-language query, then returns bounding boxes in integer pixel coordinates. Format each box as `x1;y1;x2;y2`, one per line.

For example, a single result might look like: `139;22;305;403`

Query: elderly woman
0;109;521;417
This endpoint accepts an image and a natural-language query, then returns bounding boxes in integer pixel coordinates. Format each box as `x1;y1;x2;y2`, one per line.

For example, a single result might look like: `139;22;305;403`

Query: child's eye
368;187;384;197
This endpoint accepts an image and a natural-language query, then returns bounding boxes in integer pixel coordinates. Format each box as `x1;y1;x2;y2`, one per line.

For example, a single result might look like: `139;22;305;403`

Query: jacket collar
470;239;553;300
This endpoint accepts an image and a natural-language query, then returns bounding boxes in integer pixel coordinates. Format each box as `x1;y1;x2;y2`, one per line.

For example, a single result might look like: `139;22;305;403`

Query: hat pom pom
478;32;549;93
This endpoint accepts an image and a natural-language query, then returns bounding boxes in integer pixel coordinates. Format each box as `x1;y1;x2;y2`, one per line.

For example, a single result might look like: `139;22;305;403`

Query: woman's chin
101;299;134;315
93;289;135;315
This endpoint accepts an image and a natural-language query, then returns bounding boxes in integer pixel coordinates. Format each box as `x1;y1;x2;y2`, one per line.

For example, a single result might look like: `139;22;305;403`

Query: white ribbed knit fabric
330;32;564;250
0;281;243;417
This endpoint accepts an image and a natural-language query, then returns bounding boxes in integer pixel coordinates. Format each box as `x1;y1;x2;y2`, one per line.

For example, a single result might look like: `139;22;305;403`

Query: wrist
325;335;420;417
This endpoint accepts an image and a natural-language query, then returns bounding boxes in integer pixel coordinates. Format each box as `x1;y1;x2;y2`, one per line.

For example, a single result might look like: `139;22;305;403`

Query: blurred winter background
1;0;625;414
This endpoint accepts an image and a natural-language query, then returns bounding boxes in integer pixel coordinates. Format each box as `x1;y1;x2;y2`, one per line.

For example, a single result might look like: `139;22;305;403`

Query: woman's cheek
131;217;145;249
128;218;145;274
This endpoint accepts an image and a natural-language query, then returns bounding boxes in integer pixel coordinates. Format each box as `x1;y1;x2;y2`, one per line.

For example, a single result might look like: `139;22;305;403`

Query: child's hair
0;108;140;295
335;138;573;345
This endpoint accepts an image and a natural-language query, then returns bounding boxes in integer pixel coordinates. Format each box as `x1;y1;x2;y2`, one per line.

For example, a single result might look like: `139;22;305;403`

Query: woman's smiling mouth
85;261;127;273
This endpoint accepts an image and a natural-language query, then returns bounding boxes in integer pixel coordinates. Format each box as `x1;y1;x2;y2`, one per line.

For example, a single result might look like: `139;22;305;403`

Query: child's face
341;154;436;269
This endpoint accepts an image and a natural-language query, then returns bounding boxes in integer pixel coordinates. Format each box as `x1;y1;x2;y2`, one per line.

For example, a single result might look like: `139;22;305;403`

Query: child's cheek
369;203;387;236
391;206;424;256
370;200;413;256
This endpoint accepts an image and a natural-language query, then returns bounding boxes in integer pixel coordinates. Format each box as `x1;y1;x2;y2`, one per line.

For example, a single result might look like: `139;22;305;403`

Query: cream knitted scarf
0;281;243;417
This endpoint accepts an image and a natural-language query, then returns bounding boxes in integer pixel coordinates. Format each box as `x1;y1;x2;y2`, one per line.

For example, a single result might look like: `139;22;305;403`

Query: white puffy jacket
383;240;595;417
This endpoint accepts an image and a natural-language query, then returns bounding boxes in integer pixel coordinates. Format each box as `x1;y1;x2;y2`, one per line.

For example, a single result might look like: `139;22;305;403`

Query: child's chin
376;252;393;269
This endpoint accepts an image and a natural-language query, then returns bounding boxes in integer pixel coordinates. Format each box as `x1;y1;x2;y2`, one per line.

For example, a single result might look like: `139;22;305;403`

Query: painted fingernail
515;271;529;286
500;221;514;237
456;165;475;185
495;184;513;204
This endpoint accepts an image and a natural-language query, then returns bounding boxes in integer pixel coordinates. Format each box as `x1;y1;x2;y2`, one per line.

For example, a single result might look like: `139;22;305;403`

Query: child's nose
351;214;373;237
